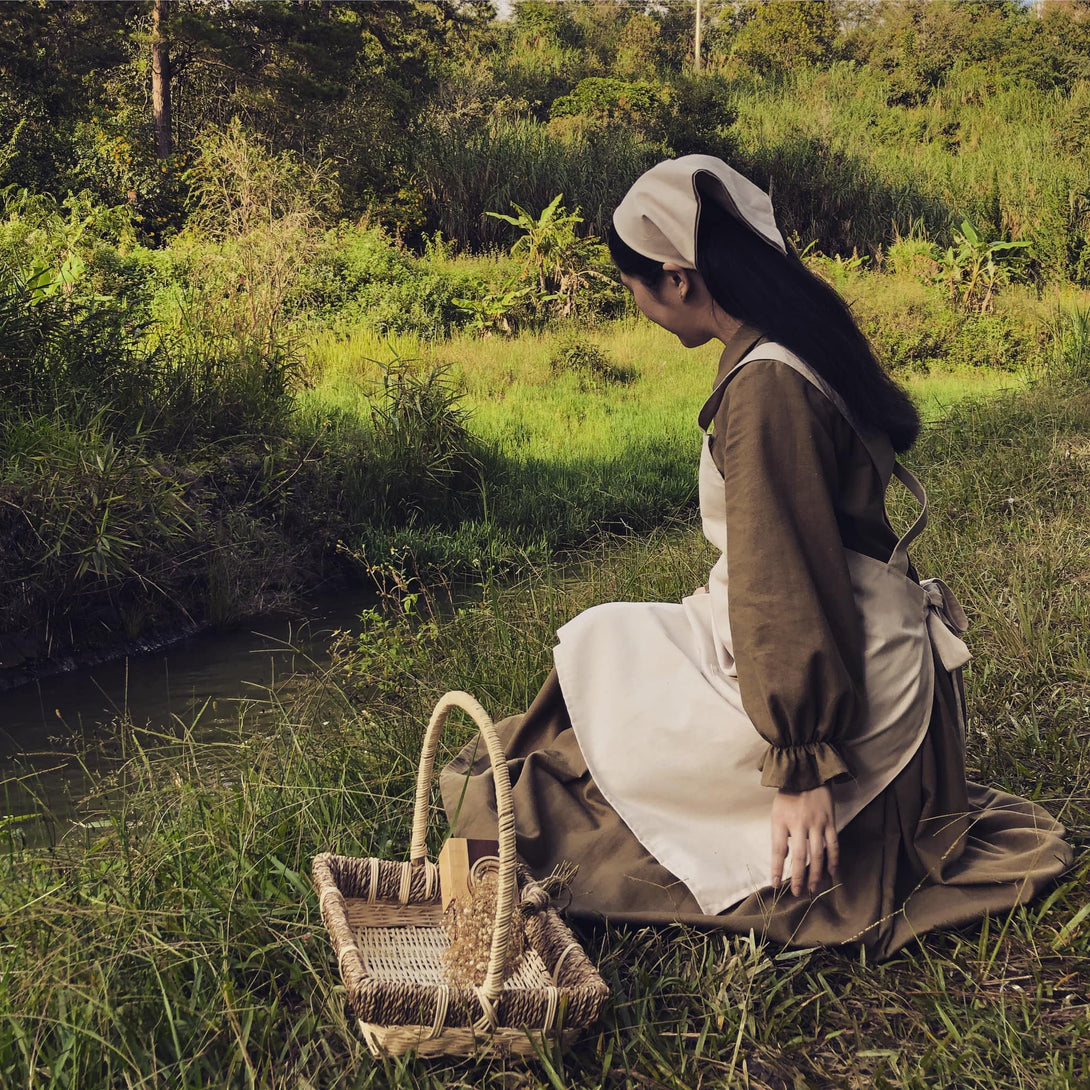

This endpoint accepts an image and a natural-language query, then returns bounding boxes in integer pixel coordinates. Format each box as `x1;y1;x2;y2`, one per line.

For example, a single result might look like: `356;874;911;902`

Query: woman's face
620;268;730;348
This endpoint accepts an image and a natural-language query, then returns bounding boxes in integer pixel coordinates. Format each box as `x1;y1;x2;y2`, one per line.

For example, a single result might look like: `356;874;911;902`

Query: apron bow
921;578;971;671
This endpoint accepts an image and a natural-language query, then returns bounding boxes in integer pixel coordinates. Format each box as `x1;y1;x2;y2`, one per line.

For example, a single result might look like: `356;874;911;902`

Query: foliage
0;265;159;427
70;111;189;241
452;283;535;337
0;187;159;318
0;1;136;192
411;114;658;250
486;194;618;320
548;340;636;388
726;59;1090;261
7;0;1090;670
862;306;1036;375
1048;305;1090;385
0;414;195;641
804;245;870;294
934;219;1031;314
4;0;1090;265
726;0;840;76
304;226;493;339
547;72;737;161
365;357;481;525
550;76;668;143
659;73;737;159
175;121;330;356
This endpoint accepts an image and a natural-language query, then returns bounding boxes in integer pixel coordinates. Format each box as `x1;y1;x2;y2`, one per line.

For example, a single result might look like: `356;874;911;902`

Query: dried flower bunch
442;865;528;987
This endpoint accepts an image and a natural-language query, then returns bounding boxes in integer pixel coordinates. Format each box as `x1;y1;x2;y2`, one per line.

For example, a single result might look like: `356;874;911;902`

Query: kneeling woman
441;155;1072;958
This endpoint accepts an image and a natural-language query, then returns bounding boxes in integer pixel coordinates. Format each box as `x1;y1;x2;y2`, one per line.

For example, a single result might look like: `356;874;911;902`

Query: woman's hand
770;785;839;896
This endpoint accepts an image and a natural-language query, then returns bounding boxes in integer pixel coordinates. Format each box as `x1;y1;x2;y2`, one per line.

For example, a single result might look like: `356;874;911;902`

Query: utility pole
694;0;703;71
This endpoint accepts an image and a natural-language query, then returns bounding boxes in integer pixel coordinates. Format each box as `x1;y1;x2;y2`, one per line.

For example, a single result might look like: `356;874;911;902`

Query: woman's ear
662;263;697;303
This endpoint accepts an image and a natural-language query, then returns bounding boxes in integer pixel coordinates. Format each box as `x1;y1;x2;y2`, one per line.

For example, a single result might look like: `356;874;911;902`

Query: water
0;587;375;845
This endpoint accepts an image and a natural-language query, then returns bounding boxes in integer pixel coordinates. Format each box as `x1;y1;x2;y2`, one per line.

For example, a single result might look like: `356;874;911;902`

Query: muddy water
0;588;375;845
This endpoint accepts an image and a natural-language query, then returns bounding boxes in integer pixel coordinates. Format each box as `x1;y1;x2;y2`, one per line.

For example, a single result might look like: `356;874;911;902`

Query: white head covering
612;154;786;268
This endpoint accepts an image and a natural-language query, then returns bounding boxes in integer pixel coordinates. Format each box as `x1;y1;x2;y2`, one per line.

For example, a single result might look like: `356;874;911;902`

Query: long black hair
607;193;921;452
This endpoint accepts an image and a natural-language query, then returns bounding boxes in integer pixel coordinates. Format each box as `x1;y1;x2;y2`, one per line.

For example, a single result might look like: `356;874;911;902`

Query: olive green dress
440;326;1073;959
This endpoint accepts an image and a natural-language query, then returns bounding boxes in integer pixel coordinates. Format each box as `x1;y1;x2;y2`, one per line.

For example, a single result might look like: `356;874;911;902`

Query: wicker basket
313;690;610;1058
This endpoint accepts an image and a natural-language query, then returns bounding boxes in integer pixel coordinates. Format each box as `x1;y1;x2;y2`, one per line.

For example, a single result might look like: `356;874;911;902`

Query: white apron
552;344;972;915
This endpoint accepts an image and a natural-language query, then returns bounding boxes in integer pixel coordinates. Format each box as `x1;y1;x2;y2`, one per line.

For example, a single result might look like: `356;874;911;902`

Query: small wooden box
438;837;500;908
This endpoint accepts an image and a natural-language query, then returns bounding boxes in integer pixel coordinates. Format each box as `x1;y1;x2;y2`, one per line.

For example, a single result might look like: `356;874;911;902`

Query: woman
441;155;1072;958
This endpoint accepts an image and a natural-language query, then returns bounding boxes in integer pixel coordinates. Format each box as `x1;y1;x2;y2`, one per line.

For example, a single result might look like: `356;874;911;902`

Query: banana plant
935;219;1030;313
486;195;613;320
452;284;537;336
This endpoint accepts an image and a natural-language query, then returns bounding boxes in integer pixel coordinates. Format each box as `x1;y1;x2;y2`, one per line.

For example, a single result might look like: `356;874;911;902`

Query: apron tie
921;578;971;671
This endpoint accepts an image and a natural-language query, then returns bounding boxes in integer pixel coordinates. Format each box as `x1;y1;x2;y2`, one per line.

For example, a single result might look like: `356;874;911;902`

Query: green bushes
0;177;497;661
484;194;621;323
363;358;482;524
805;227;1041;375
1048;306;1090;384
302;227;490;339
862;305;1036;374
0;414;303;646
549;340;636;388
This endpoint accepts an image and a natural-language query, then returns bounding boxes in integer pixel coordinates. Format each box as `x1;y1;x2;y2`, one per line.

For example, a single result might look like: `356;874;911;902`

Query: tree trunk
694;0;702;72
152;0;173;158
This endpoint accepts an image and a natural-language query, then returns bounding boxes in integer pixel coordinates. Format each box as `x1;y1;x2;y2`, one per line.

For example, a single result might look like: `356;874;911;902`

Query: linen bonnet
612;154;787;268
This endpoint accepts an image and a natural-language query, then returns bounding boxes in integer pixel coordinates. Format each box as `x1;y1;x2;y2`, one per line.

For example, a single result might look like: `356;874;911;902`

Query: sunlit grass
305;313;1035;469
902;364;1031;421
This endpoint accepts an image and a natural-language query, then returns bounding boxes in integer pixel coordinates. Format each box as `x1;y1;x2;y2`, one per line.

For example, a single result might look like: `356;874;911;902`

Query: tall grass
405;64;1090;268
0;381;1086;1088
1048;306;1090;384
411;116;659;250
728;65;1090;272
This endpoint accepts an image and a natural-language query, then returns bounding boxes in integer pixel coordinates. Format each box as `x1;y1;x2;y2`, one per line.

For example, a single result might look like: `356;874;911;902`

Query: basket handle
410;690;517;1011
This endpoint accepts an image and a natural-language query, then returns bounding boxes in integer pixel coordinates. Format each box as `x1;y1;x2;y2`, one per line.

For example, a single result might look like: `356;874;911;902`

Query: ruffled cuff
758;741;851;792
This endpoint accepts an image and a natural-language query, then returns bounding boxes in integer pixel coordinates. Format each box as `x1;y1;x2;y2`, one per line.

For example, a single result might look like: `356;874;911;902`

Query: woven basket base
359;1019;577;1058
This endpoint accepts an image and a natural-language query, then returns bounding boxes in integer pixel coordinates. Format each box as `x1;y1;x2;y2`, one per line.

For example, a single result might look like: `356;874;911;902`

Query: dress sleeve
714;361;865;792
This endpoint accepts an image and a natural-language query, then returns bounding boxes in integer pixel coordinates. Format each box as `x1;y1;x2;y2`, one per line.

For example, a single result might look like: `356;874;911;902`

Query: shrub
0;414;197;642
0;266;162;427
485;194;621;323
549;340;636;388
549;77;668;144
857;294;1035;374
659;74;737;160
302;225;490;338
886;230;941;281
0;187;163;320
364;358;482;523
1047;305;1090;384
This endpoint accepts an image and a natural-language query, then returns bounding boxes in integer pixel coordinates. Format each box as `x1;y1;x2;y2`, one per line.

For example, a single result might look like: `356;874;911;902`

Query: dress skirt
439;651;1073;960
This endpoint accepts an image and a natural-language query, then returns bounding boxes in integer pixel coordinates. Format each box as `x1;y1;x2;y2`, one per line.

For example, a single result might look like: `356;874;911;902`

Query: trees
1;1;490;223
0;2;136;190
726;0;839;77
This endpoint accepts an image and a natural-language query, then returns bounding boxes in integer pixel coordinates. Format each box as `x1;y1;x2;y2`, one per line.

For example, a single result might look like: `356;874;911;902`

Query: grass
0;379;1087;1088
305;308;1039;577
727;63;1090;272
901;364;1029;422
